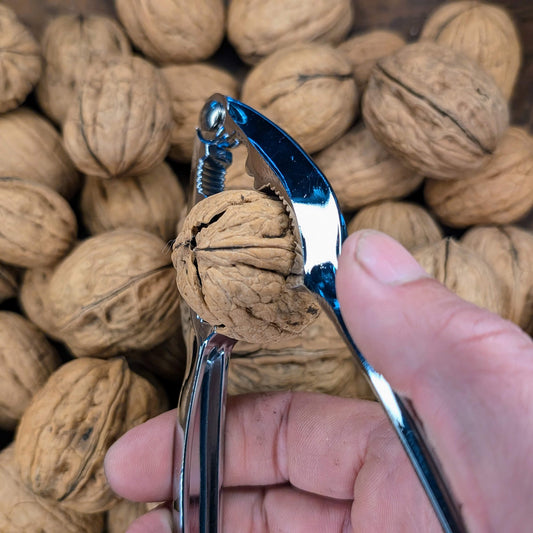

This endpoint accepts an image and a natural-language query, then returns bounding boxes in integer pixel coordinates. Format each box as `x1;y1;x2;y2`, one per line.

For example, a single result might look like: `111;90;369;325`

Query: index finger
104;391;385;503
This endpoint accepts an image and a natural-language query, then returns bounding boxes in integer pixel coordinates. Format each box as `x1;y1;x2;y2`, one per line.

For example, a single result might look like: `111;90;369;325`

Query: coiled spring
195;129;239;198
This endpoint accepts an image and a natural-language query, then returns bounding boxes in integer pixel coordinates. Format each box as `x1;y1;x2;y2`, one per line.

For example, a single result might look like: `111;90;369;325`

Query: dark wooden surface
4;0;533;130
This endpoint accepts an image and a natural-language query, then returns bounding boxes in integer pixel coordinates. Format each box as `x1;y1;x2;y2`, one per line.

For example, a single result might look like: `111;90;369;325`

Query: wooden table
4;0;533;130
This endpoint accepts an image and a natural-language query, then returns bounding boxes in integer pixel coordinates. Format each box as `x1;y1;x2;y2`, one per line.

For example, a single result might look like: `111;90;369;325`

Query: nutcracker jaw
173;94;468;533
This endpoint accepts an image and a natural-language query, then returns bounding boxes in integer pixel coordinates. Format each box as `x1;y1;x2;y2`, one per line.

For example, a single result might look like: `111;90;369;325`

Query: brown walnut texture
0;445;104;533
172;190;320;344
37;13;131;125
424;127;533;227
347;201;443;252
48;229;181;357
161;63;239;163
241;43;358;154
413;238;505;316
228;311;373;399
126;330;187;384
115;0;225;64
224;144;255;191
81;162;186;242
362;41;509;179
0;4;42;113
14;357;166;513
0;262;18;303
420;1;522;100
338;29;406;92
462;225;533;333
227;0;354;65
63;56;172;178
0;108;80;198
19;265;60;340
0;311;61;430
314;125;423;212
0;177;77;268
107;499;148;533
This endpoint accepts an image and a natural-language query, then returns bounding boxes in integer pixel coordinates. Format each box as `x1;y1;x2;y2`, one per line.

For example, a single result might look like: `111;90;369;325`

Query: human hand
104;230;533;532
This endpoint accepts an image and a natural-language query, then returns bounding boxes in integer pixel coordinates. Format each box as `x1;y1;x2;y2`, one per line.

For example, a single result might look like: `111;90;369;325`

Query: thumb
336;230;533;530
336;230;532;397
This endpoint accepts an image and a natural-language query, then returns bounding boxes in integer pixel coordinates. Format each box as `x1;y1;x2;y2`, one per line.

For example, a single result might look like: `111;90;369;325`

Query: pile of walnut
0;0;532;530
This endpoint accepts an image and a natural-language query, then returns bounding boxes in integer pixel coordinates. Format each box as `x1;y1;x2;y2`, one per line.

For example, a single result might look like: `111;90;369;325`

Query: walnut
0;177;77;268
48;229;181;357
362;41;509;180
19;265;60;340
421;1;521;100
347;200;442;252
107;499;148;533
224;144;254;191
413;238;505;316
63;56;172;179
424;127;533;227
115;0;225;64
161;63;239;163
314;125;423;212
461;226;533;333
0;5;42;113
0;262;18;303
241;43;358;154
14;357;166;513
81;162;186;242
0;445;104;533
338;29;405;92
228;311;373;400
127;331;187;384
227;0;354;65
0;108;80;198
0;312;60;430
172;190;320;344
37;13;131;125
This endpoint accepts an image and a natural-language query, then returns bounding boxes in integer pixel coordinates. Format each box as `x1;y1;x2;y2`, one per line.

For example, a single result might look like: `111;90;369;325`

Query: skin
105;230;533;532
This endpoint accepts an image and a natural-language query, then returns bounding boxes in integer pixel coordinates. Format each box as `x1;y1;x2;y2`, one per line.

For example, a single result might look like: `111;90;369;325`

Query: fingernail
354;230;428;285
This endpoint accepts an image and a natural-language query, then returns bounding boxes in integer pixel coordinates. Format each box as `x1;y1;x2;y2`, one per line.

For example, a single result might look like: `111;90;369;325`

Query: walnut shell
241;43;358;154
224;144;254;191
172;190;320;344
228;311;373;400
0;177;77;268
0;311;60;430
362;41;509;179
424;127;533;227
115;0;225;64
227;0;354;65
0;262;18;303
19;265;60;340
0;445;104;533
421;1;521;100
81;162;186;242
14;357;166;513
347;200;442;252
37;13;131;125
413;238;505;316
0;108;80;198
63;56;172;179
461;225;533;332
314;125;423;212
107;499;148;533
127;330;187;384
0;5;42;113
161;63;239;163
338;29;406;92
48;229;181;357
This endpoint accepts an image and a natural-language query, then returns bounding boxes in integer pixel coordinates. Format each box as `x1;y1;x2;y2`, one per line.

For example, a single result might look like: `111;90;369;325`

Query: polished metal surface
173;94;468;533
